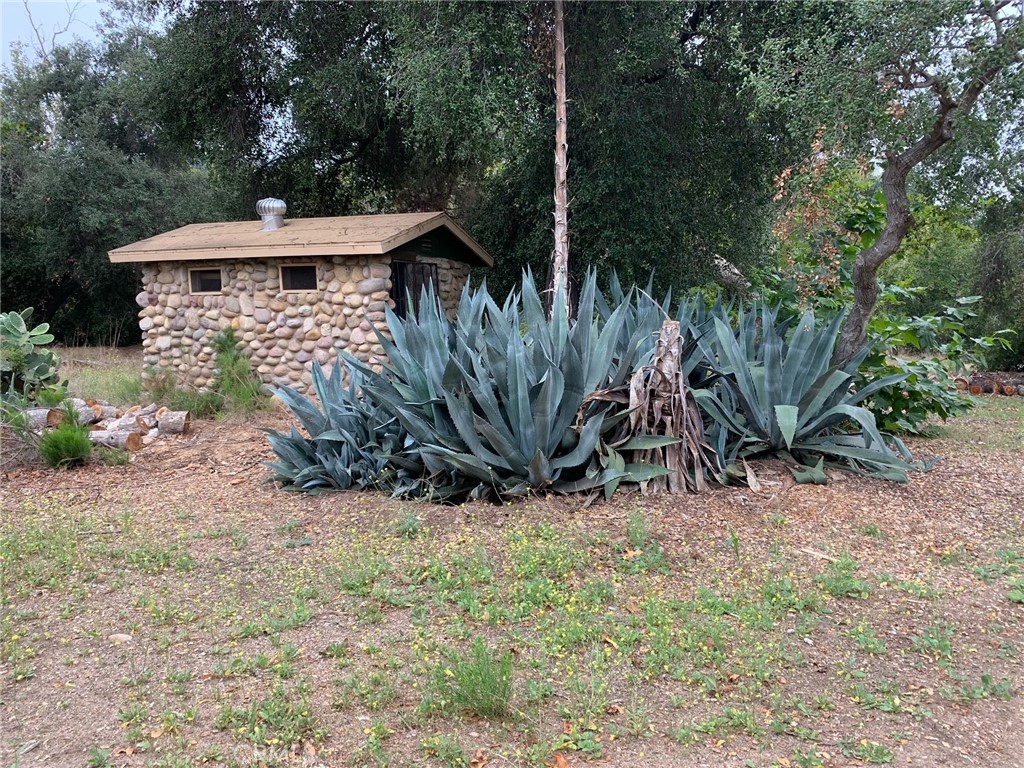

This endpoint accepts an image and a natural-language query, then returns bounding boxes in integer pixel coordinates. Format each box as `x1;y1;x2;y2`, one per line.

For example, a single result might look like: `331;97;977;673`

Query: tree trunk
832;59;1006;368
550;0;571;320
832;154;916;367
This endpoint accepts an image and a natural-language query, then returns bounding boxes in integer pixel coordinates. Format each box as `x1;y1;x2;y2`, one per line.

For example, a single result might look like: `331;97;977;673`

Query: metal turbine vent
256;198;287;231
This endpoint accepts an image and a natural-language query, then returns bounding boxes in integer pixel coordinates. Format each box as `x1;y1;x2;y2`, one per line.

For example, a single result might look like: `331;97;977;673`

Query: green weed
911;624;954;662
815;554;872;598
847;623;887;654
213;681;325;747
420;734;467;767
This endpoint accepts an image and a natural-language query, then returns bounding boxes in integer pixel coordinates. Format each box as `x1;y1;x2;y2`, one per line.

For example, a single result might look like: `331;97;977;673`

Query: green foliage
736;2;1024;201
269;272;671;500
143;371;219;417
435;637;514;719
767;176;1012;435
97;447;131;466
37;422;92;469
266;360;405;492
692;304;924;481
141;330;269;418
213;681;326;747
211;329;272;413
856;297;1013;434
1;34;234;344
148;2;784;299
971;195;1024;370
0;308;63;400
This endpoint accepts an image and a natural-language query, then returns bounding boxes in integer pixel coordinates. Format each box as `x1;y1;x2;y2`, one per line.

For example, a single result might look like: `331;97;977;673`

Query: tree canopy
2;1;1022;350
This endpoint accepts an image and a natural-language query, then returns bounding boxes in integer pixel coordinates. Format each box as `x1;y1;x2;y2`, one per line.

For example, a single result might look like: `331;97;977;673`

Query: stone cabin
108;201;493;394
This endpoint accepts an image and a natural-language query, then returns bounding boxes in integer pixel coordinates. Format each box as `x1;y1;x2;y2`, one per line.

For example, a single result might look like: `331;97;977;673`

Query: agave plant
264;361;408;492
595;272;723;391
338;271;673;500
692;304;928;482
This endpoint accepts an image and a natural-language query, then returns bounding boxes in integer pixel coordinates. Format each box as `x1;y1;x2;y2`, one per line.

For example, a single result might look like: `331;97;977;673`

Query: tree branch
833;11;1022;367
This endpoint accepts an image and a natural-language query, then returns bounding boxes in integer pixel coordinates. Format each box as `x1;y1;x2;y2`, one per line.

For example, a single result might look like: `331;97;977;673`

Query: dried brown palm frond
590;319;721;493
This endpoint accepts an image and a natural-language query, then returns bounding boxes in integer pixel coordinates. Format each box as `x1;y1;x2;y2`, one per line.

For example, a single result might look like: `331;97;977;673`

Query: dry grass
56;345;144;407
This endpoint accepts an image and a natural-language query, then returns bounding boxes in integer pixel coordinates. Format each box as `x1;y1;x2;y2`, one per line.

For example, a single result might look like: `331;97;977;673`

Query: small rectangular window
281;264;318;291
189;268;223;294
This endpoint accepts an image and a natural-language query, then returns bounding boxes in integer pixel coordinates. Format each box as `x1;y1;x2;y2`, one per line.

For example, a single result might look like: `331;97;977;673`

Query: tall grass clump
211;329;272;413
436;638;514;719
66;365;142;407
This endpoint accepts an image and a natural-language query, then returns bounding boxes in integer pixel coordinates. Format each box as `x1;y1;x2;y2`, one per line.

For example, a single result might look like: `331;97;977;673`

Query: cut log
88;430;143;451
1002;384;1017;396
92;404;120;421
982;381;994;394
953;376;970;391
157;410;190;435
155;406;169;422
137;414;157;430
48;399;100;425
103;413;145;432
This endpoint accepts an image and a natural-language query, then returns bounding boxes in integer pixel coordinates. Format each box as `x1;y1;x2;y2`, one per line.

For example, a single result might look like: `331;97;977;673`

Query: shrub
97;447;131;466
142;329;270;417
265;361;406;491
268;272;675;500
347;272;673;499
38;422;92;469
857;297;1013;434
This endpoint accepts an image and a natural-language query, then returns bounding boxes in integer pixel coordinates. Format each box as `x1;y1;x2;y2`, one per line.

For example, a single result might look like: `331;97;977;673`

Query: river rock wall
135;255;470;394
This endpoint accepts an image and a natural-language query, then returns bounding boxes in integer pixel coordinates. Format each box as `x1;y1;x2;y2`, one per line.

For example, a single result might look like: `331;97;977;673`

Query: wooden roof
108;211;493;267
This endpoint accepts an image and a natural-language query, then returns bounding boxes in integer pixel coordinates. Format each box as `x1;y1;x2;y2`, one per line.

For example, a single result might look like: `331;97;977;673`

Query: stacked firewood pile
22;399;190;451
955;372;1024;397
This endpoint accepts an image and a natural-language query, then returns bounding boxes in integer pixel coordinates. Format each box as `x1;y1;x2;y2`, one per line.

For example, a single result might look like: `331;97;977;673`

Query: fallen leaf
623;549;643;560
470;748;488;768
550;753;570;768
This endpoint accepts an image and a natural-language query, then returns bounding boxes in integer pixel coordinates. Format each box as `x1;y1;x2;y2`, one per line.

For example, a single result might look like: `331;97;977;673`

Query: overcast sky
2;0;105;69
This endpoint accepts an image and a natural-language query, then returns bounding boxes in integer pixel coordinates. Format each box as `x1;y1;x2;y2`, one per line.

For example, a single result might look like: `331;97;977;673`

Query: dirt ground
1;397;1022;768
